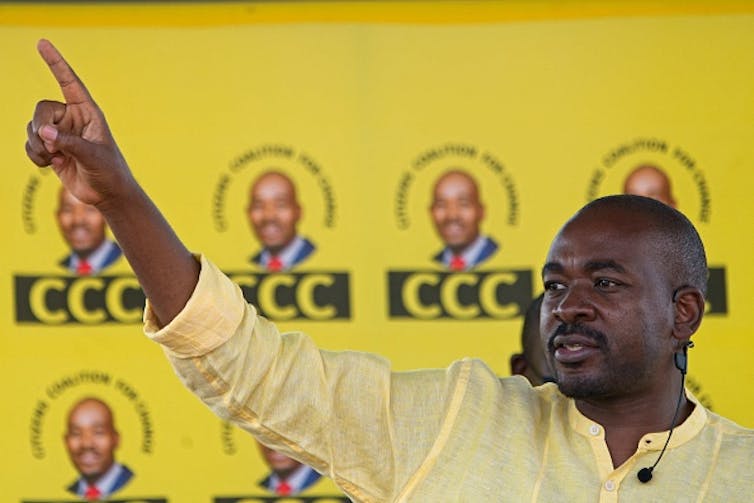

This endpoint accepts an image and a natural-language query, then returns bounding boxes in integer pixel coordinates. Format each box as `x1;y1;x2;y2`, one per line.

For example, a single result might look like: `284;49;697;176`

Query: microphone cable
636;341;693;483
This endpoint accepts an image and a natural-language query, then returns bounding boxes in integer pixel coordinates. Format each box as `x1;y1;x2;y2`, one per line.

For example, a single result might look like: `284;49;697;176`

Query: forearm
99;181;199;327
26;39;200;326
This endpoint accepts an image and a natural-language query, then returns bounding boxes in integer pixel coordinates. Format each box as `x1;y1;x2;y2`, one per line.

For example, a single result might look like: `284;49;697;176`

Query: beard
556;365;626;399
546;323;652;400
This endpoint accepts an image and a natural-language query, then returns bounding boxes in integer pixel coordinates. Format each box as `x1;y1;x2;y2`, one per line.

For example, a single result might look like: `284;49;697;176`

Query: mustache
73;446;101;454
440;218;465;226
546;323;608;353
67;223;93;231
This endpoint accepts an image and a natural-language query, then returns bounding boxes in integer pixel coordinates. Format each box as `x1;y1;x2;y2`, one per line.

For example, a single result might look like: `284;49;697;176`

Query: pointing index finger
37;39;94;105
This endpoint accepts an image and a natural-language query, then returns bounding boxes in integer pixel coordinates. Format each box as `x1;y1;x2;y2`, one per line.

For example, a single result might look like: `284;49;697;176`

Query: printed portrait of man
246;171;316;272
256;440;322;496
622;163;677;208
430;169;499;271
56;187;122;275
64;397;134;501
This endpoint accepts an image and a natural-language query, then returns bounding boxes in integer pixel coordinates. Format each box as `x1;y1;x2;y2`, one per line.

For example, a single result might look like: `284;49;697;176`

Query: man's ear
672;286;705;340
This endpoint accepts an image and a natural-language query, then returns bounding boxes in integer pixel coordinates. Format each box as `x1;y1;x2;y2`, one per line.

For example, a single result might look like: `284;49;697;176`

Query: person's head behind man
247;171;302;256
540;195;706;400
430;169;485;255
623;164;677;208
64;397;120;484
510;294;553;386
56;187;107;259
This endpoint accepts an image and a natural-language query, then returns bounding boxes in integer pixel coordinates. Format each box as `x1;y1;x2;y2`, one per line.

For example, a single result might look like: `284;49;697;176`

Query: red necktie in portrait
450;255;466;271
267;255;283;272
84;484;101;501
77;259;93;275
276;480;292;496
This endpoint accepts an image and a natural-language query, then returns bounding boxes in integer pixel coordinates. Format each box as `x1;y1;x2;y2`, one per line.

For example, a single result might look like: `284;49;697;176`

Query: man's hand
25;39;133;208
24;39;200;325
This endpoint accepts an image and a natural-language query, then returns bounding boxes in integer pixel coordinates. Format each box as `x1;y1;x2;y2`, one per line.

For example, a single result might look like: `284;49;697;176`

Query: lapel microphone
637;340;694;483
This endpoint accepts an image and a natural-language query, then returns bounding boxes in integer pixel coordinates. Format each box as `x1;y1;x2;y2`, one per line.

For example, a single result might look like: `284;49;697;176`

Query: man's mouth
552;334;602;364
76;450;101;465
267;451;291;463
259;223;282;238
68;227;92;241
441;222;466;240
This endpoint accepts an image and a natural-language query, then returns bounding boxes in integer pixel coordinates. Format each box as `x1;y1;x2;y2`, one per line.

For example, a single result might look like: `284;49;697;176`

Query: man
247;170;316;272
256;440;322;496
623;163;677;208
509;294;554;386
56;186;122;275
430;169;498;270
27;40;753;501
64;397;134;500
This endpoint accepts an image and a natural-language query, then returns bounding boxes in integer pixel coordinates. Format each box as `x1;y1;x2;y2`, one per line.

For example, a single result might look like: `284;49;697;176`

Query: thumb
39;124;100;162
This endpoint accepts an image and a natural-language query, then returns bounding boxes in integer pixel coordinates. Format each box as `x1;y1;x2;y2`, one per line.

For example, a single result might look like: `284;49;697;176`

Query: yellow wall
2;2;753;501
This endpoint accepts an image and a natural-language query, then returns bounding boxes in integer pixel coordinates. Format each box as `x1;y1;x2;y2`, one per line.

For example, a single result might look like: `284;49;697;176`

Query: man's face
247;174;301;254
65;400;119;481
430;172;484;253
57;190;107;257
257;442;302;477
623;167;676;208
540;209;675;399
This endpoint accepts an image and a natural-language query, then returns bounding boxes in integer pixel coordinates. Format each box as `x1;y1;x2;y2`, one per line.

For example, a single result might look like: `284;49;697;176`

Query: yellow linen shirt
145;256;754;502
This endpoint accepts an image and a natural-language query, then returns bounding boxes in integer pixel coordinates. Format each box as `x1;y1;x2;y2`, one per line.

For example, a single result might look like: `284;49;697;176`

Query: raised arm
25;40;199;326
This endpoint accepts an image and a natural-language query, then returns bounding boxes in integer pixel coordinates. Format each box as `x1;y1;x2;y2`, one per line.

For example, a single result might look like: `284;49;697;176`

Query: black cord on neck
636;373;685;483
637;342;692;484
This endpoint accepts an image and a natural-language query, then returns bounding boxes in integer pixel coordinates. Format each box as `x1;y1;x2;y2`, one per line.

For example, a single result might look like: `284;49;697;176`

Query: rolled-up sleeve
143;255;469;502
144;255;249;358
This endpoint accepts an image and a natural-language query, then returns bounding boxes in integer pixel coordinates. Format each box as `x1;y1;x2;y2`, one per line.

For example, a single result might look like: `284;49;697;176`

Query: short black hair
577;195;708;296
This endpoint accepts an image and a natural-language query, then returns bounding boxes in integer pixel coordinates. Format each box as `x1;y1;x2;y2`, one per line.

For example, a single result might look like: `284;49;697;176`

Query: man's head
64;397;120;484
510;294;553;386
623;164;677;208
56;187;107;259
430;169;485;254
247;171;302;255
256;440;303;480
541;195;706;400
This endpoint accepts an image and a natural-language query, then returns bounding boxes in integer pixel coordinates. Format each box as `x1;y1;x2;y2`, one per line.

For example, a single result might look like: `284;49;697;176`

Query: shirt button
589;424;601;436
604;480;616;491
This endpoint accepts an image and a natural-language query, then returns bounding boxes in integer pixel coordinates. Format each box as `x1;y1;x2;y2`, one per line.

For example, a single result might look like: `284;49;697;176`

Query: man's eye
595;279;618;289
544;281;565;291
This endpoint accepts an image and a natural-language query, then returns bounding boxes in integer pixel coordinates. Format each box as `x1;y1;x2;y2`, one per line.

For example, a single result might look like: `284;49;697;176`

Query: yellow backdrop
2;2;753;501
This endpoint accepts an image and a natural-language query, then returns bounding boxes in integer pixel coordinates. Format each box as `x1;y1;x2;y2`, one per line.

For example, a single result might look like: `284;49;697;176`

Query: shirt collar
268;464;316;493
441;235;486;268
75;462;124;497
70;239;117;274
260;235;305;270
568;388;707;451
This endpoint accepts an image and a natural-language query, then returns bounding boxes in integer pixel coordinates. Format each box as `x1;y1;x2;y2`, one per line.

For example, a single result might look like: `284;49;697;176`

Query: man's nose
552;284;596;324
444;203;460;220
71;206;87;225
261;205;278;221
79;431;95;448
